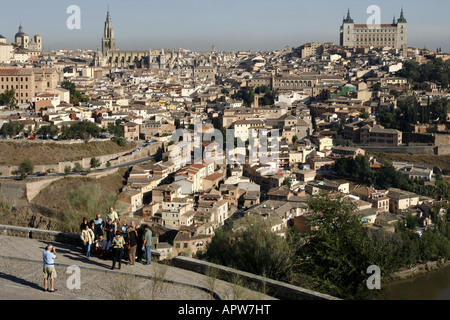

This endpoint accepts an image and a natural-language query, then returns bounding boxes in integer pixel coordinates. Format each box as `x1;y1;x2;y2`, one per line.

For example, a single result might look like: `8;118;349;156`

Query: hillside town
1;9;450;263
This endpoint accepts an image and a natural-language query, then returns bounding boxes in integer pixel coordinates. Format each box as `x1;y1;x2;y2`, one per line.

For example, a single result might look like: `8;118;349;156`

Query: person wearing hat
111;230;125;270
43;244;58;292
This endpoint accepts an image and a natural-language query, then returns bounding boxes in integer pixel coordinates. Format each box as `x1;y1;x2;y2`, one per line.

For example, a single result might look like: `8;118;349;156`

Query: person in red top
111;231;125;270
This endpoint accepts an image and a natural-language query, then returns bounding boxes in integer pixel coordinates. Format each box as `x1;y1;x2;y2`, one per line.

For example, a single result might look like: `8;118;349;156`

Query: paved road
0;235;275;301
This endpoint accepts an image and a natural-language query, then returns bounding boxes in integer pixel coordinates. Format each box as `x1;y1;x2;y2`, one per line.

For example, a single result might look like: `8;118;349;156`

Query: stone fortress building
94;9;195;70
340;8;407;55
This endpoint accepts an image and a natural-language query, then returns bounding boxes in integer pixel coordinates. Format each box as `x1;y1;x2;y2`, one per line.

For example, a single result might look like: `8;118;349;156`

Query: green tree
205;215;300;284
299;195;400;299
0;121;24;137
430;98;450;123
90;157;100;168
60;81;90;105
13;160;34;180
0;89;17;109
72;162;83;173
36;125;60;138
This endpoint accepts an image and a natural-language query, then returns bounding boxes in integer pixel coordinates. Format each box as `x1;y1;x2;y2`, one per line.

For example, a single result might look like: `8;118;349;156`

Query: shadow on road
0;271;42;291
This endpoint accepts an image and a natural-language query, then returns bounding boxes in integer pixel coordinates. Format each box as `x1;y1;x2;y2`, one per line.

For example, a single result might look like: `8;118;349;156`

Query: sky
0;0;449;52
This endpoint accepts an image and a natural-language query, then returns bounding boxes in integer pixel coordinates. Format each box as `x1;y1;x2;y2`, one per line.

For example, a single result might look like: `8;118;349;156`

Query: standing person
136;225;144;263
107;206;119;231
126;221;138;265
120;220;129;261
105;218;115;252
43;244;57;292
80;217;89;233
142;225;152;265
93;214;105;239
111;231;125;270
81;224;95;260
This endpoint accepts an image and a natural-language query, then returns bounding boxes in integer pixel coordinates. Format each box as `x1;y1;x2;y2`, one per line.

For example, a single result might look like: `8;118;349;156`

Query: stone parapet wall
172;256;339;300
0;224;81;245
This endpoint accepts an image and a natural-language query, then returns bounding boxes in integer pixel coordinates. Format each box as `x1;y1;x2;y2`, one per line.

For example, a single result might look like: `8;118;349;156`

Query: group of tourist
80;206;153;270
42;206;153;293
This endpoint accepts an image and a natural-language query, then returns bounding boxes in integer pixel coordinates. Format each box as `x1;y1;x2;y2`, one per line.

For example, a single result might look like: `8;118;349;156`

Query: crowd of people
42;206;153;293
79;206;153;270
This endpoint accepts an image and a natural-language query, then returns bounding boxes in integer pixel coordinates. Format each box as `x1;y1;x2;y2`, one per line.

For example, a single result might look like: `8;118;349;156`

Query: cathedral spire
102;7;115;53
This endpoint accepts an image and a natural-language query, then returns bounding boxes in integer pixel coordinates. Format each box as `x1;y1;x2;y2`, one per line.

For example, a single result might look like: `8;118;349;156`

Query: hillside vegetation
0;140;136;166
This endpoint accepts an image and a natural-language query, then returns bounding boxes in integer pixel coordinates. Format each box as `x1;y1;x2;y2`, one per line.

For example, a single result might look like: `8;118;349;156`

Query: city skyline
0;0;449;52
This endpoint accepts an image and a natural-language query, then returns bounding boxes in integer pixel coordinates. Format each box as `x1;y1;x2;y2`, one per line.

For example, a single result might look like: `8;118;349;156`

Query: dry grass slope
0;140;136;166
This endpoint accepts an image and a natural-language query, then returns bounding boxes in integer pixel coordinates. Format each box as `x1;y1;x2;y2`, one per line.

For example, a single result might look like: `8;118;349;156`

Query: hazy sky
0;0;449;52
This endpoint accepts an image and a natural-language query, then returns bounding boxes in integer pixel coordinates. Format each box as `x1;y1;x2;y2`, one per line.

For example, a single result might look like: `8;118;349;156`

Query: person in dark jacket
104;218;115;252
136;225;144;262
126;221;138;265
80;217;89;232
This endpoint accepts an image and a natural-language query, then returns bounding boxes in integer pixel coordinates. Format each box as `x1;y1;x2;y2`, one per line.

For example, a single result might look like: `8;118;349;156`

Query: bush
62;184;116;233
72;162;83;173
90;157;100;168
13;160;34;180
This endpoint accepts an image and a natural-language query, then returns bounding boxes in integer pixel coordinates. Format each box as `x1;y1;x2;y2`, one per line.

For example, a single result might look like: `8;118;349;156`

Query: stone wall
360;144;450;155
436;145;450;156
0;224;81;245
360;145;436;154
171;256;340;300
0;181;28;207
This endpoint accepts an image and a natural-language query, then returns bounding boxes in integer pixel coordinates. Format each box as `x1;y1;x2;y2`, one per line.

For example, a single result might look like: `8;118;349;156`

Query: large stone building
340;9;407;55
0;35;13;63
94;9;191;70
0;67;59;104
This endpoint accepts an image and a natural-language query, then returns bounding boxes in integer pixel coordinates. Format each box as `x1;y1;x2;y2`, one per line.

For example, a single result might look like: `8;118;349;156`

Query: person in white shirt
107;206;119;230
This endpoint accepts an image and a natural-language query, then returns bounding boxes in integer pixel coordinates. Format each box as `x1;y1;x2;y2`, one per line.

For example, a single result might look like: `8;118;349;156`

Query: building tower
396;8;408;56
102;8;116;54
15;23;29;49
340;9;355;47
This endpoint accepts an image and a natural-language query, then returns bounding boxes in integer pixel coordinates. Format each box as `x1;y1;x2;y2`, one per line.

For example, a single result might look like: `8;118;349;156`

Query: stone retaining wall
0;224;81;245
172;256;339;300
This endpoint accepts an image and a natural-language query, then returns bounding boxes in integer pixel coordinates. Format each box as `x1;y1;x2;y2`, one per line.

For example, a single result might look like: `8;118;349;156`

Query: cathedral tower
102;8;116;54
